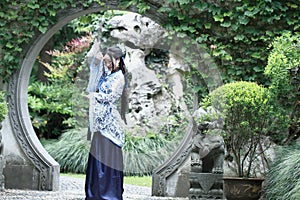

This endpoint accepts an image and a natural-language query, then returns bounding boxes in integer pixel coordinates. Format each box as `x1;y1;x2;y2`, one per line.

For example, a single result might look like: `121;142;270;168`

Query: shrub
264;31;300;142
201;81;288;177
28;34;92;139
264;144;300;200
28;78;79;138
0;91;7;122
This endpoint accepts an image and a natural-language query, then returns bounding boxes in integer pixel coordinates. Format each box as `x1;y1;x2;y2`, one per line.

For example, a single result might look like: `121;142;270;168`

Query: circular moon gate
7;1;222;195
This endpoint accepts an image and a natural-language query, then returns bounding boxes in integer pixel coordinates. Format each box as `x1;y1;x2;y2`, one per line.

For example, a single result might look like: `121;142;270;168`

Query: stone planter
223;177;264;200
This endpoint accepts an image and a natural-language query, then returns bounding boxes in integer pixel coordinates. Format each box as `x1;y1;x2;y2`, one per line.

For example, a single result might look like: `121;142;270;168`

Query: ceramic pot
223;177;264;200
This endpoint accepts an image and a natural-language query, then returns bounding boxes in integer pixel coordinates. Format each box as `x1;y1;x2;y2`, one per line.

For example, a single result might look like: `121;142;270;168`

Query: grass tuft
264;144;300;199
42;127;184;176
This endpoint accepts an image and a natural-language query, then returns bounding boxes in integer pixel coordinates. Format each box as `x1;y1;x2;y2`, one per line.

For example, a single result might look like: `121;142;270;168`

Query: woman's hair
106;46;126;75
106;46;128;124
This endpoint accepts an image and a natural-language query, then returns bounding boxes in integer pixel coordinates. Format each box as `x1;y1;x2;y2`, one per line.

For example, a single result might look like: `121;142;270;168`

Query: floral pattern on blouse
87;56;125;147
92;70;125;147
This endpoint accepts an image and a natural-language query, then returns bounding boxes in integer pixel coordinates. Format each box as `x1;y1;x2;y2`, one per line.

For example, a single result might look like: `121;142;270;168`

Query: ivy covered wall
157;0;299;83
0;0;299;83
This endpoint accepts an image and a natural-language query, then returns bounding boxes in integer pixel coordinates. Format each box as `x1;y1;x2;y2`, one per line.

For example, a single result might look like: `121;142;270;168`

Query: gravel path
0;176;188;200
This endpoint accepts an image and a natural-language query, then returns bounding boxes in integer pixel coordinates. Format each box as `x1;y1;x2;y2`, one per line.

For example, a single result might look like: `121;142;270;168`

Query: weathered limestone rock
108;13;189;135
109;12;165;49
166;54;190;114
124;47;170;131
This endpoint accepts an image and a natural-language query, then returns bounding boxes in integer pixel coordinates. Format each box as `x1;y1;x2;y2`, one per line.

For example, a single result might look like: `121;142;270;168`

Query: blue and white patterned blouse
87;57;125;147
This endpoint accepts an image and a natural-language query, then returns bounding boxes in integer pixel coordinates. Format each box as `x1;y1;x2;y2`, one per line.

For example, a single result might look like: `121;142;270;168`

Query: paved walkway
0;176;188;200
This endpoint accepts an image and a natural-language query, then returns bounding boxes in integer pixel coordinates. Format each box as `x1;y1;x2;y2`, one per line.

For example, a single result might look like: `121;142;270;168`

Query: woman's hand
82;93;94;99
94;53;103;66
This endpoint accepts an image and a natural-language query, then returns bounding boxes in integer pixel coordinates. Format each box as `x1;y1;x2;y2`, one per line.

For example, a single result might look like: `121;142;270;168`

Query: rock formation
107;13;190;135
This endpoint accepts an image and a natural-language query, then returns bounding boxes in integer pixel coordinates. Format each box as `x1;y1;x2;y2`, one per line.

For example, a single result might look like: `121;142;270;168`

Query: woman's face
103;54;119;71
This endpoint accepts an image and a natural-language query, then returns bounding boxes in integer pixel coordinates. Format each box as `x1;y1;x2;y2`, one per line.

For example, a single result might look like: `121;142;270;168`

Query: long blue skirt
85;132;124;200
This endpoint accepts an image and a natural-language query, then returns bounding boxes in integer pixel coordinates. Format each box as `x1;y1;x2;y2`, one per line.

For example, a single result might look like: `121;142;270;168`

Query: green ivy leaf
231;24;239;31
204;23;211;29
244;11;254;17
234;34;245;41
287;3;298;9
178;13;185;20
223;11;232;17
265;31;274;37
5;42;14;49
221;21;231;28
238;16;249;25
253;66;263;72
48;9;56;16
38;26;48;33
213;14;224;22
28;3;40;9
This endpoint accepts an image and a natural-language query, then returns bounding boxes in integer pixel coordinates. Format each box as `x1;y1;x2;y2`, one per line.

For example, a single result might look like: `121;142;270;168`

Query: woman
85;46;127;200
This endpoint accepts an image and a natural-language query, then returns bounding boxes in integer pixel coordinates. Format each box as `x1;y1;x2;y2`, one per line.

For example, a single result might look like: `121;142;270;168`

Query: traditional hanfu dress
85;56;125;200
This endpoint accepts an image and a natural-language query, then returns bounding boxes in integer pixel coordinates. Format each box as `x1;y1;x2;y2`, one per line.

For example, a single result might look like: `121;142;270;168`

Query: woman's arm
86;38;104;92
86;56;104;93
86;39;102;66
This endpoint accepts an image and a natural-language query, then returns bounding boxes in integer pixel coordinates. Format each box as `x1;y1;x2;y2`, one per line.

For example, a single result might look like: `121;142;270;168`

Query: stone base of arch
0;74;60;191
152;120;194;197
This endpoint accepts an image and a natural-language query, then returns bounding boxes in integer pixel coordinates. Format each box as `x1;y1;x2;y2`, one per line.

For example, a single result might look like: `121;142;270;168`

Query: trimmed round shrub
202;81;288;142
201;81;288;177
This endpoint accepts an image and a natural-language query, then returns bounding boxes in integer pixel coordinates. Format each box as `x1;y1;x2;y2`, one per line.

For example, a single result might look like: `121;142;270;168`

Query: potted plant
199;81;288;200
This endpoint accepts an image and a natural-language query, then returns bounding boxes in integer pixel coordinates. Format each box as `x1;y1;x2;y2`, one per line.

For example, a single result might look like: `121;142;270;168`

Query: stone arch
6;1;222;196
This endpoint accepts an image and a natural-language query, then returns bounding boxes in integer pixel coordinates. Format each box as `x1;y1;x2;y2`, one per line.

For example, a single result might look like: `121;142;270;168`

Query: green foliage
119;0;150;14
42;128;90;173
1;0;299;85
43;127;184;175
265;32;300;141
124;175;151;187
158;0;300;84
201;81;289;177
0;91;7;122
28;34;92;138
264;144;300;200
265;32;300;103
183;69;210;110
28;78;77;138
123;132;183;176
69;10;127;35
0;0;99;82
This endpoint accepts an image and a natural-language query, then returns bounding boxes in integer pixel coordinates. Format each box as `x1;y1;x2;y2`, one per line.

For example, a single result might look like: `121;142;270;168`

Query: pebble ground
0;176;188;200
